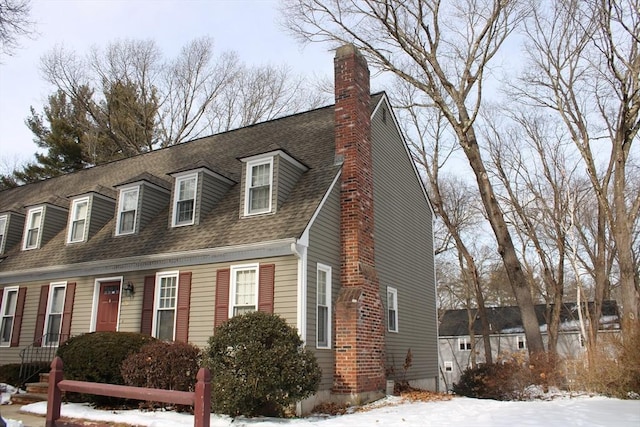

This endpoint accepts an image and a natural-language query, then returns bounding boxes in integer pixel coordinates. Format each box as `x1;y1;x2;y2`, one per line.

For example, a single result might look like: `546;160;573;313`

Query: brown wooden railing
45;357;211;427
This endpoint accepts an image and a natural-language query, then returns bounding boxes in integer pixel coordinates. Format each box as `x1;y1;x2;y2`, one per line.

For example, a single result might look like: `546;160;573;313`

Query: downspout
291;240;308;344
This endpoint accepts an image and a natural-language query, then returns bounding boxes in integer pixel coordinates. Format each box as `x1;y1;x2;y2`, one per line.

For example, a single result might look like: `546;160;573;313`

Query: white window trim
458;337;472;351
172;173;198;227
0;214;7;254
444;361;453;372
115;186;139;236
23;206;44;250
67;197;90;243
43;282;67;347
316;263;332;349
517;335;526;350
229;263;259;318
152;271;179;341
243;157;273;216
387;286;398;333
0;286;19;347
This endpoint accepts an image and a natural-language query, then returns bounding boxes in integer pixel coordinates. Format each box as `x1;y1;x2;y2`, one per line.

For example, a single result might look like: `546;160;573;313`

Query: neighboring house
0;45;438;411
438;301;620;391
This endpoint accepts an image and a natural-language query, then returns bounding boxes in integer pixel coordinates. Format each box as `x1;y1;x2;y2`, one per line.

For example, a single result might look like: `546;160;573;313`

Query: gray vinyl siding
41;205;68;247
370;100;438;383
306;180;341;390
88;195;115;238
275;155;304;210
3;213;24;253
199;172;233;223
138;184;170;232
0;256;298;364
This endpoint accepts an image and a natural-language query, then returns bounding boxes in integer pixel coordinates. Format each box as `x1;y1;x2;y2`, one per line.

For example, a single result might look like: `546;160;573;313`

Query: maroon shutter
140;275;156;336
175;272;192;343
34;285;49;346
214;268;230;329
258;264;275;313
59;282;76;345
10;287;27;347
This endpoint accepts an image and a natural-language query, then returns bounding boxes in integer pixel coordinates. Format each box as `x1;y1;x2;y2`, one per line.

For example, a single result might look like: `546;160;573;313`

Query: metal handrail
18;333;70;387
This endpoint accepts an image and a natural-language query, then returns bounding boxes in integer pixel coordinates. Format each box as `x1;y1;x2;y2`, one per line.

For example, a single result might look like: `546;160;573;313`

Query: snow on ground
1;394;637;427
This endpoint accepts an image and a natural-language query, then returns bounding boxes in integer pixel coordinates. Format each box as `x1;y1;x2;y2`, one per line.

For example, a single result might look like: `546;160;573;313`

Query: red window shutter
10;287;27;347
258;264;275;313
59;282;76;345
34;285;49;347
140;275;156;336
214;268;230;329
175;272;192;343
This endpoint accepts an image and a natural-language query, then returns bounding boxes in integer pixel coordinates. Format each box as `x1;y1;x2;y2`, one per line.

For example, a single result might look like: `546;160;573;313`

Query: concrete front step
11;392;47;405
40;372;50;383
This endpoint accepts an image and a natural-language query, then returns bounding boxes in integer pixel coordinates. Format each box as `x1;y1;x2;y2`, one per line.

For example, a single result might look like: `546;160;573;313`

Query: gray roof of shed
439;301;620;336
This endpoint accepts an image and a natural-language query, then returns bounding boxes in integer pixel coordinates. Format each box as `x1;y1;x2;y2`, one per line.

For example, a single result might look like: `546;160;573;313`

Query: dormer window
116;187;139;236
23;207;43;250
67;197;89;243
245;158;273;215
172;173;197;227
0;215;6;253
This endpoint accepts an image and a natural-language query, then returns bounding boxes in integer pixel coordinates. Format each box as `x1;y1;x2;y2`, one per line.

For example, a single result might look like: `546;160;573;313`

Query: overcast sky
0;0;339;166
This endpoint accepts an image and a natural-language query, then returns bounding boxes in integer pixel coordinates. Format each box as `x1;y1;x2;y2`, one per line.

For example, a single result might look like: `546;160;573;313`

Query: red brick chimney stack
333;44;386;396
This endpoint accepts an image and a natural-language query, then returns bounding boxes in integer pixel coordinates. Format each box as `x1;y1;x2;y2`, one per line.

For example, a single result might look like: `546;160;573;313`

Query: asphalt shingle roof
439;301;620;336
0;96;386;273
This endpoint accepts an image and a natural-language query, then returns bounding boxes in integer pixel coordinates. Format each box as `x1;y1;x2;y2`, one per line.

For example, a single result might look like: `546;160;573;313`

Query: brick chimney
333;44;386;396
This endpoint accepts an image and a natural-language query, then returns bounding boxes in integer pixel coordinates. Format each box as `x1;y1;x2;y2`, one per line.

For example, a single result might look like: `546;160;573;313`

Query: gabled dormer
168;164;235;227
22;198;69;251
239;150;308;217
0;210;25;255
66;187;116;244
114;173;170;236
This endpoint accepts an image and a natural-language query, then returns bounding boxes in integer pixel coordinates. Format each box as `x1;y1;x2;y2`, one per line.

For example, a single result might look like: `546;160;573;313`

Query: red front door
96;282;121;332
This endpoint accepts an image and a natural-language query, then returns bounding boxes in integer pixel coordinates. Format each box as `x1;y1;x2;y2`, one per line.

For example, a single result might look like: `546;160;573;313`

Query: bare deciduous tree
0;0;34;57
283;0;545;354
517;0;640;336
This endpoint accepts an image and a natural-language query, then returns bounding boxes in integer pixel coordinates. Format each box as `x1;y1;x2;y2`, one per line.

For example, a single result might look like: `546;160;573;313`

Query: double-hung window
44;283;66;346
245;159;272;215
517;335;526;350
0;215;6;253
458;337;472;351
230;265;258;316
23;207;43;250
317;264;332;348
116;187;139;235
68;198;89;243
154;272;178;341
173;174;197;226
387;287;398;332
0;287;18;346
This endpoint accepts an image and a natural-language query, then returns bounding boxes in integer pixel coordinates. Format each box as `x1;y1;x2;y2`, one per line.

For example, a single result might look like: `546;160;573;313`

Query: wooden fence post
46;357;64;427
193;367;211;427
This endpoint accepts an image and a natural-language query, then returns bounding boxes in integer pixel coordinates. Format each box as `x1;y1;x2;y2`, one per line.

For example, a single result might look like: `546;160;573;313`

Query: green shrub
205;311;321;417
56;332;156;406
121;340;202;391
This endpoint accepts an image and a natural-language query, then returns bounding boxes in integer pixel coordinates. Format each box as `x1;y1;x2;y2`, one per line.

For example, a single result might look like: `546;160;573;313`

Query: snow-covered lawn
2;393;639;427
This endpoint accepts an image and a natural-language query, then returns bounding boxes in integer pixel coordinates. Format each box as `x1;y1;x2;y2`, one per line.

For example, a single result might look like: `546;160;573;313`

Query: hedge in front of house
205;311;321;417
56;331;156;406
0;362;50;387
121;340;202;392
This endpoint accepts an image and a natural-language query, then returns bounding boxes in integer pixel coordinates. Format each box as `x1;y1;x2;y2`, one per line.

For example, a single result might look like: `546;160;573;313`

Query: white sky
0;0;336;166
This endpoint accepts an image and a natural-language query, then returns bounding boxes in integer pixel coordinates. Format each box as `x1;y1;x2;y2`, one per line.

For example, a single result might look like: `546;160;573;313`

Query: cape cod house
0;45;438;410
438;301;620;391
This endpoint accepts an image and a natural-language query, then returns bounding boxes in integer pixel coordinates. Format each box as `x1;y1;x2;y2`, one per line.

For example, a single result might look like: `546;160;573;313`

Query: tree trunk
458;125;545;355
